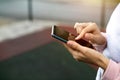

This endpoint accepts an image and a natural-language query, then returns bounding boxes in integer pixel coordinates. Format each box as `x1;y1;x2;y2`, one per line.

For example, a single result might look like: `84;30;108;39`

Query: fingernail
75;37;79;40
75;36;80;40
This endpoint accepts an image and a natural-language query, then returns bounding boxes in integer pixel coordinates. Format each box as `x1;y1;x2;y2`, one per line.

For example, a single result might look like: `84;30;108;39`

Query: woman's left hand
64;40;109;70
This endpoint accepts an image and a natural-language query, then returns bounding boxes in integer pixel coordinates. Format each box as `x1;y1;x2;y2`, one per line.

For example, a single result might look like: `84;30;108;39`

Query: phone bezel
51;25;68;43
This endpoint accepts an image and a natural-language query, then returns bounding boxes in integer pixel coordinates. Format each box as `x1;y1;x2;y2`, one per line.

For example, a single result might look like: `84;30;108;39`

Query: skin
64;22;109;70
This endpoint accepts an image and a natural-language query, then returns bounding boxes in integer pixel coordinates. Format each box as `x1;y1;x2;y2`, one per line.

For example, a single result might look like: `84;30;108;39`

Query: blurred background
0;0;119;80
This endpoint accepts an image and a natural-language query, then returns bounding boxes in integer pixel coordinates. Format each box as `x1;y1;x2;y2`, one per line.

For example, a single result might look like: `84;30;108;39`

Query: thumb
67;40;83;51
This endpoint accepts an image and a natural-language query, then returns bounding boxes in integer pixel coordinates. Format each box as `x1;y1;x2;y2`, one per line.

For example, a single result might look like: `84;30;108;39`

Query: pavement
0;20;59;42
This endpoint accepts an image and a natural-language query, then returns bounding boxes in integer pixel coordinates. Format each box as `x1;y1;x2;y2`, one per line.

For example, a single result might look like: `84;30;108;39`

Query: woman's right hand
74;22;106;45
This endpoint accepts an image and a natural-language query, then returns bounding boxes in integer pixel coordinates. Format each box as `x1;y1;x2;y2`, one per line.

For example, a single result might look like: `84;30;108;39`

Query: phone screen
51;25;94;48
51;25;75;43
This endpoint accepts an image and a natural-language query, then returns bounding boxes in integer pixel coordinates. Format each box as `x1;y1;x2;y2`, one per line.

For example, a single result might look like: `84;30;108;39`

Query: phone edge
51;25;67;43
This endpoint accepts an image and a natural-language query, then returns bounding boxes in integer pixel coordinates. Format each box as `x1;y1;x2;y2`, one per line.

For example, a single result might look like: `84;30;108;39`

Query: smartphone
51;25;94;48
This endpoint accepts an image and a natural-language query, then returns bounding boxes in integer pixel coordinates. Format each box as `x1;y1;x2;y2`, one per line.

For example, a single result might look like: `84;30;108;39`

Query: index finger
75;23;96;40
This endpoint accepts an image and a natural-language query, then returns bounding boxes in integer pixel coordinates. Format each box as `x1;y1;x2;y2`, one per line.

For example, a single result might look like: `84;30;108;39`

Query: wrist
97;55;109;70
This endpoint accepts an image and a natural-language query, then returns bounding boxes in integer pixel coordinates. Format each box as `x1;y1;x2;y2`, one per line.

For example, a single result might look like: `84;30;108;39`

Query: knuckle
83;49;89;54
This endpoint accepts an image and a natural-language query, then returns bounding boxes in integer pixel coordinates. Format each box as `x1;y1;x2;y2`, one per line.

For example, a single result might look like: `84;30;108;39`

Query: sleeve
102;60;120;80
93;32;107;52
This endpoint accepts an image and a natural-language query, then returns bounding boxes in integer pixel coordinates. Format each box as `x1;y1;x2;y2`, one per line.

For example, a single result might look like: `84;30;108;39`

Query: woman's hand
65;40;109;70
74;22;106;45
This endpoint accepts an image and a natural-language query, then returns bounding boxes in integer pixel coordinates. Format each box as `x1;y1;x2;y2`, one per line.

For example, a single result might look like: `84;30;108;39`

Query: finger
74;23;84;35
74;23;88;40
75;27;89;40
67;40;83;51
74;22;89;29
74;22;80;29
84;33;97;44
63;43;74;52
82;23;99;34
75;23;95;40
64;42;78;56
67;40;93;54
64;42;84;62
75;34;83;40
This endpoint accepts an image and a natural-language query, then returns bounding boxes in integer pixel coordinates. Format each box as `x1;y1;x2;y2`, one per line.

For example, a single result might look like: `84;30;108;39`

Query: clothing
95;3;120;80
